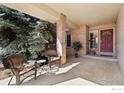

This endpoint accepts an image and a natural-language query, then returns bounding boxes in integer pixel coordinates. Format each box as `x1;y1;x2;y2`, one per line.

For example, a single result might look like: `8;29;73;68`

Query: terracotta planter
75;53;78;58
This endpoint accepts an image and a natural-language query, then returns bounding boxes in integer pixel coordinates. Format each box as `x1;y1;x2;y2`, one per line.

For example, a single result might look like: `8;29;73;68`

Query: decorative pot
75;53;78;58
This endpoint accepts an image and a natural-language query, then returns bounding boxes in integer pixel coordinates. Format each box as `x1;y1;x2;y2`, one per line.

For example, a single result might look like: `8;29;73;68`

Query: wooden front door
100;29;113;52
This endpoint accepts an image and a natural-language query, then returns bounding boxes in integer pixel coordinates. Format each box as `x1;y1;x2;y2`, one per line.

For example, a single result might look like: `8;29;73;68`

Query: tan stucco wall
70;23;116;57
117;5;124;73
89;23;116;56
71;25;89;56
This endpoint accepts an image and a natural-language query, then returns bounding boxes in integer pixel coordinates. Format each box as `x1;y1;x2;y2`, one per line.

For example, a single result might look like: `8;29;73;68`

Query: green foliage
0;5;56;60
72;41;82;52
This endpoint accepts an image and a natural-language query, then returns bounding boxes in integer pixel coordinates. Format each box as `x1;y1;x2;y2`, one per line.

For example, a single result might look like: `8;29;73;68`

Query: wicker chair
2;53;37;85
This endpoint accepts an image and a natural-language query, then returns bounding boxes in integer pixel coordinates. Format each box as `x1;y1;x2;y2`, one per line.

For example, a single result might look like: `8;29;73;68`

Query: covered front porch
0;3;124;86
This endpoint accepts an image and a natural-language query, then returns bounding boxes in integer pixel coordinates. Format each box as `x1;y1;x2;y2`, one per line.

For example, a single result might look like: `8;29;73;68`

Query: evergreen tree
0;5;56;60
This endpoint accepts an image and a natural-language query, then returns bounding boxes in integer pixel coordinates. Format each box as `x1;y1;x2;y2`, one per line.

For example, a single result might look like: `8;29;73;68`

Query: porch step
83;55;118;62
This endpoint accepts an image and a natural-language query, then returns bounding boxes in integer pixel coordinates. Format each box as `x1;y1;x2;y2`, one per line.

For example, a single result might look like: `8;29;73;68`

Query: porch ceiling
1;3;121;28
46;3;121;27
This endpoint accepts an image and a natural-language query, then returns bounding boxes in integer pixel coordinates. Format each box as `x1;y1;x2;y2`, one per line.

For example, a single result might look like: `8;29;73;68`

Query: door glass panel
89;30;98;50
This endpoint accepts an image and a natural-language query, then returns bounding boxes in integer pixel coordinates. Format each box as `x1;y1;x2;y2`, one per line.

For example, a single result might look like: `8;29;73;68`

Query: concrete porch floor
0;57;123;85
20;57;124;85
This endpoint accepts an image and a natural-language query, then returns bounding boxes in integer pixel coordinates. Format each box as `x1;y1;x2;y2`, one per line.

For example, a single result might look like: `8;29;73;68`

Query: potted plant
72;41;82;57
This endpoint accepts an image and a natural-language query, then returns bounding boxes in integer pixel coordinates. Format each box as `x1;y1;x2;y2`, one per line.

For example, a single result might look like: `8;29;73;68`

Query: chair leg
59;57;61;68
34;62;37;80
15;73;20;85
8;76;13;85
48;57;51;69
34;68;37;80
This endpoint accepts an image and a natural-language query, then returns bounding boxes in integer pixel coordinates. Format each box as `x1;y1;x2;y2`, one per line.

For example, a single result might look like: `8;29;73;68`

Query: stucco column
57;13;66;65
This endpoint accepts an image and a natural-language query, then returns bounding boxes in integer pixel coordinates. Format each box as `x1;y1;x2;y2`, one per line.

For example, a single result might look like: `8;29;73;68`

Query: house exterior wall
71;25;89;56
89;23;116;57
117;5;124;73
68;23;116;57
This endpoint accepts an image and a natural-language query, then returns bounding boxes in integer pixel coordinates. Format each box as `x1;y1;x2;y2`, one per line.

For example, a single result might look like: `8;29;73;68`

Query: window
66;31;71;47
